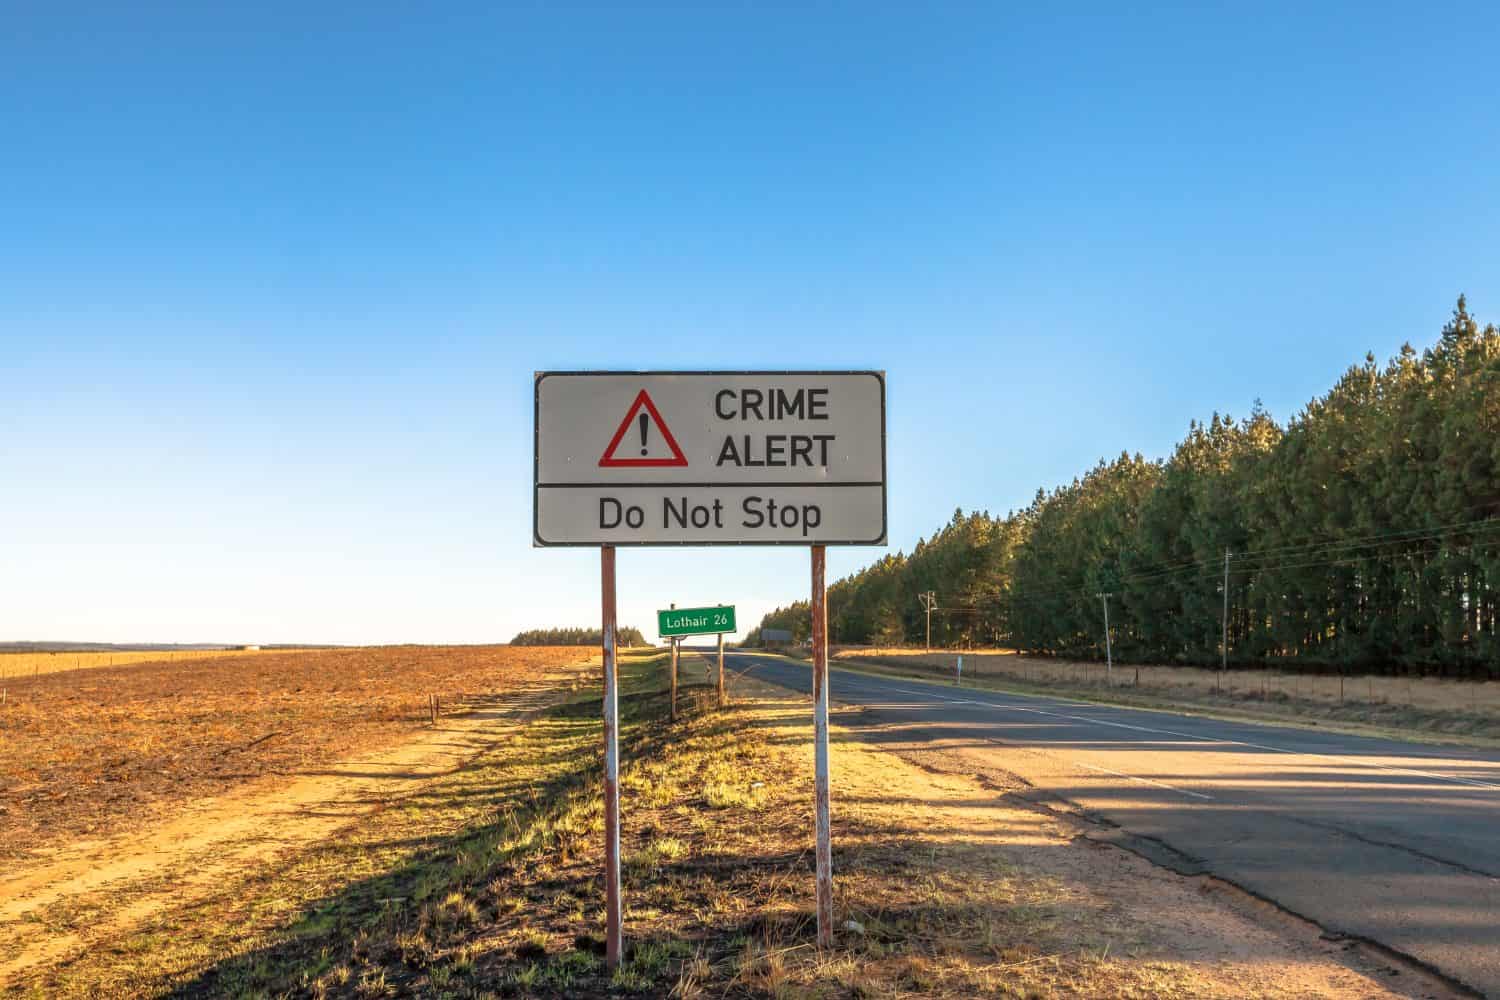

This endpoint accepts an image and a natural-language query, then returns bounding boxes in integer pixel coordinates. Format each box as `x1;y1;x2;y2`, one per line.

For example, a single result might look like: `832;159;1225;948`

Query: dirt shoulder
7;650;1433;998
742;672;1429;1000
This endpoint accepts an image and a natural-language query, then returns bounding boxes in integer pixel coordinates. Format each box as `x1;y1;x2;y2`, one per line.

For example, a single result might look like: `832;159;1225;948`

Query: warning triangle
599;389;689;467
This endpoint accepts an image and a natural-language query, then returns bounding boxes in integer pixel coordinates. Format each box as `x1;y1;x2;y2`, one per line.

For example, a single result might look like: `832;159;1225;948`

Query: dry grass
0;648;277;681
0;645;590;859
8;651;1390;999
837;646;1500;741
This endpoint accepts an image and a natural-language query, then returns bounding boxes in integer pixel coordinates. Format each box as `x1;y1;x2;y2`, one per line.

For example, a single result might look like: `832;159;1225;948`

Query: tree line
753;299;1499;678
511;626;647;647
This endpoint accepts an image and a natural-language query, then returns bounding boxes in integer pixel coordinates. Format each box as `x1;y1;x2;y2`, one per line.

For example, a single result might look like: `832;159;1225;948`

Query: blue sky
4;4;1498;644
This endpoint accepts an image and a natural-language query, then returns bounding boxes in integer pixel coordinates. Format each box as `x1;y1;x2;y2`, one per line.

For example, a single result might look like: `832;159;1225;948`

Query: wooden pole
811;545;833;948
600;546;622;968
1219;548;1230;694
716;631;725;708
922;590;934;653
1097;592;1112;686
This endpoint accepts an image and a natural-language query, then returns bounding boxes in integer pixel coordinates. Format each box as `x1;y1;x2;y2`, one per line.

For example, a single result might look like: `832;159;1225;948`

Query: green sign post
657;605;736;637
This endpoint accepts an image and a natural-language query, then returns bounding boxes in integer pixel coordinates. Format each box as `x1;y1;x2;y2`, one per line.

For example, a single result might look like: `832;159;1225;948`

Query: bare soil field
0;653;595;989
834;646;1500;743
0;645;590;859
5;650;1428;998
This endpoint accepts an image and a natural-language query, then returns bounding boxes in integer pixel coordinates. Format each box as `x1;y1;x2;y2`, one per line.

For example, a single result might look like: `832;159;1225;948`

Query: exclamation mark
639;412;649;455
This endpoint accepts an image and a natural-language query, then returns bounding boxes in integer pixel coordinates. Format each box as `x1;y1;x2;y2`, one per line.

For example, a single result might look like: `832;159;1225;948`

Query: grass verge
9;651;1381;999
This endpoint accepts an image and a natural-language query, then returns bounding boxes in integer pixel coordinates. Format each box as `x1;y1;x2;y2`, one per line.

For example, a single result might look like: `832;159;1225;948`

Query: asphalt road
716;650;1500;997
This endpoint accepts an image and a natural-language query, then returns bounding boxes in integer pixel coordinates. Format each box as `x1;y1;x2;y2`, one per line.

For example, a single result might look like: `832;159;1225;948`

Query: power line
1114;507;1500;582
764;513;1500;648
992;518;1500;606
912;527;1500;620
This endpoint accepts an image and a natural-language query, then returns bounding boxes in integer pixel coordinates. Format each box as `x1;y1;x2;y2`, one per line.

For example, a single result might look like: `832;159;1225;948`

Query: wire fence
835;647;1500;731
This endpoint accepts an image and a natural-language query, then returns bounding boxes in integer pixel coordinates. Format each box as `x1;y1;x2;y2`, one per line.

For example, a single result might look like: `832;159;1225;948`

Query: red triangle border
598;389;690;467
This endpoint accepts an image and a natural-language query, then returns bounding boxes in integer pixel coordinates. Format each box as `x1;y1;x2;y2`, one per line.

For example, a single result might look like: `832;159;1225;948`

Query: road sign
534;371;886;546
541;372;887;961
658;605;736;637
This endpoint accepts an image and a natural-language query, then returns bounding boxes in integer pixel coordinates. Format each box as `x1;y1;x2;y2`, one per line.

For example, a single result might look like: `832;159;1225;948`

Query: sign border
656;604;737;637
534;370;887;547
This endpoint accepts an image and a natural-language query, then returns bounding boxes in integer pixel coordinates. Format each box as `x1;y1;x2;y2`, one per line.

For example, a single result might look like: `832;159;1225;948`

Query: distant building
760;628;793;648
237;644;262;651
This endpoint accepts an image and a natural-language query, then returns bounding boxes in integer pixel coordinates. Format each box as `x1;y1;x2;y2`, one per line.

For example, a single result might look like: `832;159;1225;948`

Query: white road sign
534;371;886;546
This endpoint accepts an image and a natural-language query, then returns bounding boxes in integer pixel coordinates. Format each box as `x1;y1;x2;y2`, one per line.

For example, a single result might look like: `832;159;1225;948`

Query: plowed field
0;645;592;858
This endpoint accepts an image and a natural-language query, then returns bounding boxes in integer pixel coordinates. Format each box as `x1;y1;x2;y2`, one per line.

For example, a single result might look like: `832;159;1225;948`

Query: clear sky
4;4;1498;645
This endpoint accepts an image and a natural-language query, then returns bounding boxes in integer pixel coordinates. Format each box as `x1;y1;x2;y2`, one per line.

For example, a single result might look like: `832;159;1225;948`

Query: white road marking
740;657;1500;793
1071;760;1215;800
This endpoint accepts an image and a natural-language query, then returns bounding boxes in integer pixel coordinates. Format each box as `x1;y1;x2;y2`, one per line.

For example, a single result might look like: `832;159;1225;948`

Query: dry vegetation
0;648;277;681
7;652;1398;998
832;647;1500;742
0;645;590;859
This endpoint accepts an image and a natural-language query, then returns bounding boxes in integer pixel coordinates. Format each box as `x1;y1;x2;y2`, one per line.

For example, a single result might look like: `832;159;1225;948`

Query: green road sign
658;605;736;637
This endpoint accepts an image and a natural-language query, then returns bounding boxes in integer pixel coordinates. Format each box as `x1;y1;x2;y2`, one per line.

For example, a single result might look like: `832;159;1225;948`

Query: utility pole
1096;592;1113;685
919;591;937;652
1220;549;1231;694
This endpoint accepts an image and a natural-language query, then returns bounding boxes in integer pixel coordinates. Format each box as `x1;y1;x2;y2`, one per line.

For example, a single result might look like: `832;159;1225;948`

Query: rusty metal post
716;631;725;707
669;637;679;720
600;546;622;968
811;545;833;948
